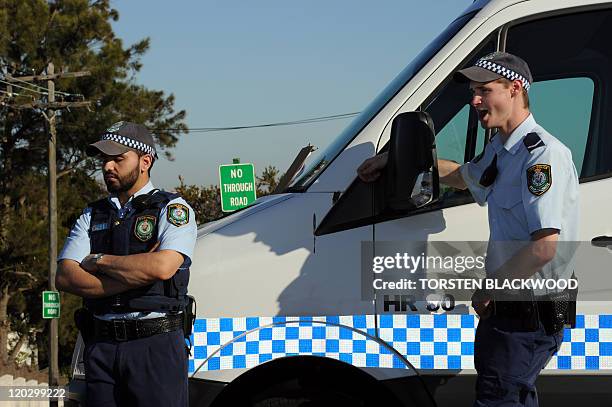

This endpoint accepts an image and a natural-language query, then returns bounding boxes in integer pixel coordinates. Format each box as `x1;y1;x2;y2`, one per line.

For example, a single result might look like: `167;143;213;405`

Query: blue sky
111;1;473;189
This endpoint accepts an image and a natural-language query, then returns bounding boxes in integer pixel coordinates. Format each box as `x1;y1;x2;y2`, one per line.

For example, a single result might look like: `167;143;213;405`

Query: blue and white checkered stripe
475;59;531;91
101;133;157;157
552;315;612;369
189;314;612;373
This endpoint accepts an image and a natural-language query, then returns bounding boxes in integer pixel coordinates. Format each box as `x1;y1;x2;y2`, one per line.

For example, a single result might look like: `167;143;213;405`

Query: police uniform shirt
459;114;580;283
58;181;197;318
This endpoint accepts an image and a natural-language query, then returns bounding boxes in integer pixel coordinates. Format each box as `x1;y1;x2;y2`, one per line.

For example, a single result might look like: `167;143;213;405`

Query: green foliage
256;165;280;195
175;176;222;226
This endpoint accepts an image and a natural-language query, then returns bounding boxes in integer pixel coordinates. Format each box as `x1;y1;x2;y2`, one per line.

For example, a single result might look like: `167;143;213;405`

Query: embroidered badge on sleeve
167;203;189;227
134;215;156;242
527;164;552;196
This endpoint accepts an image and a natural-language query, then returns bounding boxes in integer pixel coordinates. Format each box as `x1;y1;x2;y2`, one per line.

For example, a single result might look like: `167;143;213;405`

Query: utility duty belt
76;295;196;344
492;289;576;335
75;308;183;342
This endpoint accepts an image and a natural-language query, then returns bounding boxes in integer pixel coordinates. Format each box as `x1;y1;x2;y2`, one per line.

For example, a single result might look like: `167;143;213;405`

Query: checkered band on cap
101;133;157;156
475;59;531;91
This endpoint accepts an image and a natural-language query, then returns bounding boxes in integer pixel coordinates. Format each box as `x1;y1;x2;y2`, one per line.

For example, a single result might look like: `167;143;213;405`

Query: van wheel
210;356;404;407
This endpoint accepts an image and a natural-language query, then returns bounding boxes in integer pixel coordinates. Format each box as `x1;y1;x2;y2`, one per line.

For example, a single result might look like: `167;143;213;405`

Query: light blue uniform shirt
460;114;580;289
58;181;197;318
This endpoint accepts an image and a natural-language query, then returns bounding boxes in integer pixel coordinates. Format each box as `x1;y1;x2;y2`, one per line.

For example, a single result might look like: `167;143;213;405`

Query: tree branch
17;284;34;293
57;158;86;178
12;271;36;281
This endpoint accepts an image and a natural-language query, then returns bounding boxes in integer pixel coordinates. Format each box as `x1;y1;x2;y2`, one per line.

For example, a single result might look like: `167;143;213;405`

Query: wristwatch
91;253;105;269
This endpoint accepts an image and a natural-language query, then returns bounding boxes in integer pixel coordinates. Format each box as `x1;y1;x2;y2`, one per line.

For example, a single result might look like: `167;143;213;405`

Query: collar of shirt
108;180;156;217
490;114;538;155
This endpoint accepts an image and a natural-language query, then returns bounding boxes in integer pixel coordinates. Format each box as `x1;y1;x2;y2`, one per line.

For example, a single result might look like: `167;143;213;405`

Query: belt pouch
74;308;94;342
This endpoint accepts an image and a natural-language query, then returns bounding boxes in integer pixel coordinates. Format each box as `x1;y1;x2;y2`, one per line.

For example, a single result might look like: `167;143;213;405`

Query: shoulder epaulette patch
527;164;552;196
167;203;189;227
523;132;545;153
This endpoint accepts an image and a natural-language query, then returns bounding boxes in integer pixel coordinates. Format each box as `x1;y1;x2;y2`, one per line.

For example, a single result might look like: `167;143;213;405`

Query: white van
68;0;612;405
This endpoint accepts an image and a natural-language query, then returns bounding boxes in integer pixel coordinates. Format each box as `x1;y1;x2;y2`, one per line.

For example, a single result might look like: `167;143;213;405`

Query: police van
68;0;612;405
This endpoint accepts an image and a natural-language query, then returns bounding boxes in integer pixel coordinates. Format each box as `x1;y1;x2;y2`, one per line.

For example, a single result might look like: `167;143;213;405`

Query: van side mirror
385;111;439;210
314;111;439;236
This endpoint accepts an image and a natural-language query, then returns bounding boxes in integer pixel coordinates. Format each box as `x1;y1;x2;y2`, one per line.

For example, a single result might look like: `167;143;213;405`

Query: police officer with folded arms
358;52;578;406
56;121;197;406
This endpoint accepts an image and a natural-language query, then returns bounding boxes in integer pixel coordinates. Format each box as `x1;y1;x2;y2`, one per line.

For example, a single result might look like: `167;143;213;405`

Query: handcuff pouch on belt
485;285;577;335
537;273;578;335
539;289;574;335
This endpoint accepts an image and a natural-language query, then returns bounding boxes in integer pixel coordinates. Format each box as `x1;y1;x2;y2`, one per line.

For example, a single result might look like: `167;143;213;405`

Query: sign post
219;161;257;212
42;291;60;319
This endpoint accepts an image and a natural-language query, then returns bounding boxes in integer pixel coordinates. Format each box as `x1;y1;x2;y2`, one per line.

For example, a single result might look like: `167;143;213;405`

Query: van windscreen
288;10;478;191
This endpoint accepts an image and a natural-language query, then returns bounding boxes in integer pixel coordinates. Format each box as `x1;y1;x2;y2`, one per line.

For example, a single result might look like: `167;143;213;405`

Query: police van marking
188;314;611;373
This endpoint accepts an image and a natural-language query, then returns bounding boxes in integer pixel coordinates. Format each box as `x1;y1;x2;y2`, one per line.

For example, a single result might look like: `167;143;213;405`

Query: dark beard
104;164;140;194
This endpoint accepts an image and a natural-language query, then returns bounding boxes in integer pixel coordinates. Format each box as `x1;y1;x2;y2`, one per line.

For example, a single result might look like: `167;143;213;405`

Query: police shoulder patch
526;164;552;196
134;215;156;242
167;203;189;227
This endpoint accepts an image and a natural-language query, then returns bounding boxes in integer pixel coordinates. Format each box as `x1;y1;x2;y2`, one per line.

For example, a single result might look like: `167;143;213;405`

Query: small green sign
42;291;60;319
219;163;257;212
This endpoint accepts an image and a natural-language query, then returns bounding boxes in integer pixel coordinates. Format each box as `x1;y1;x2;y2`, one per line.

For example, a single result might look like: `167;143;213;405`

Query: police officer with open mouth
358;52;579;406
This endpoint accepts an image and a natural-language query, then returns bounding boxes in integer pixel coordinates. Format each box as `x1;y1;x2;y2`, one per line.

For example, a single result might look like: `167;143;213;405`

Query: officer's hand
80;254;99;273
357;152;389;183
471;289;492;319
472;298;492;319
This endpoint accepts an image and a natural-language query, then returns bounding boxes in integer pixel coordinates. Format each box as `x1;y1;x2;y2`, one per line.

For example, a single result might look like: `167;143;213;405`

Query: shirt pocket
491;185;529;238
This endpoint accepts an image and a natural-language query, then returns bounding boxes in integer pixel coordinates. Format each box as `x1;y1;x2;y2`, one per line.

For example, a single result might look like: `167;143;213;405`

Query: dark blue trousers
473;315;564;407
84;329;188;407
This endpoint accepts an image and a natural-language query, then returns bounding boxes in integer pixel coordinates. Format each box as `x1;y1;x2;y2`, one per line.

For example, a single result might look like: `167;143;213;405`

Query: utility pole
5;63;90;405
46;63;59;402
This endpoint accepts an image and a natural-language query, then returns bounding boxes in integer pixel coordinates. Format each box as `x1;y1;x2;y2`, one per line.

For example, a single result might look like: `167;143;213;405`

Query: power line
5;74;62;95
0;78;47;95
0;88;27;98
3;74;83;98
154;111;360;133
3;75;49;92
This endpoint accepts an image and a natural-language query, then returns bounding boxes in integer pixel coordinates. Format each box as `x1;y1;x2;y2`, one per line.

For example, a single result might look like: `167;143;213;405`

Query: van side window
528;78;594;174
505;9;612;179
436;105;471;164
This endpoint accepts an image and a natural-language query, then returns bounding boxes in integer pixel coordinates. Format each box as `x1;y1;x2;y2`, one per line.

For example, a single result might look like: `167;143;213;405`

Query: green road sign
219;163;257;212
42;291;60;319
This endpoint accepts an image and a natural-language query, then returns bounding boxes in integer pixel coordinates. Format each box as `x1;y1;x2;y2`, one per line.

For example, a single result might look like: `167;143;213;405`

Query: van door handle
591;236;612;247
